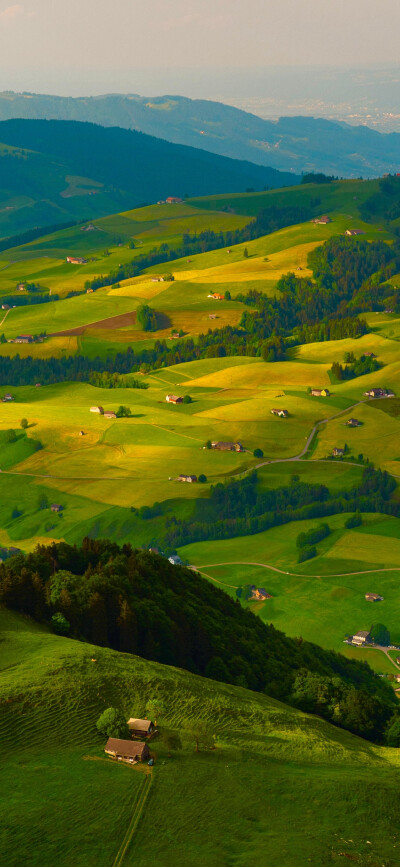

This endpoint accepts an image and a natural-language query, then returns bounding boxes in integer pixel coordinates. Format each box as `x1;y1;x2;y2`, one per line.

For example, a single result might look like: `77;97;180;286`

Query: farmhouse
365;593;384;602
311;388;330;397
90;406;104;413
104;738;150;763
169;554;183;565
178;474;197;483
346;418;361;427
208;293;224;300
271;408;289;417
1;304;9;310
51;504;63;513
171;332;180;339
166;196;183;204
86;288;94;294
2;393;14;402
14;335;33;344
351;630;370;646
127;718;155;738
364;352;376;358
166;395;183;404
396;656;400;666
17;283;26;291
332;447;345;457
211;441;243;452
103;411;117;419
250;587;273;601
364;388;395;398
311;215;331;224
66;256;88;265
345;229;364;236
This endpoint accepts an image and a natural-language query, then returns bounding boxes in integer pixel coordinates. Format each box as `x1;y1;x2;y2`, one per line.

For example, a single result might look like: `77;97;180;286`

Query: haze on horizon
0;0;399;98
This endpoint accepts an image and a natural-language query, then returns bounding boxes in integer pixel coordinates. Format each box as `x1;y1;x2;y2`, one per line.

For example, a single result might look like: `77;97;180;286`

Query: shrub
183;395;192;404
51;613;70;636
20;418;28;430
345;512;362;529
298;545;317;563
198;474;207;483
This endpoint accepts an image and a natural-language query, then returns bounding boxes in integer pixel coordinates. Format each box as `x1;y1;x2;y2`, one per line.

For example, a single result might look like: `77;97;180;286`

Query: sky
0;0;399;95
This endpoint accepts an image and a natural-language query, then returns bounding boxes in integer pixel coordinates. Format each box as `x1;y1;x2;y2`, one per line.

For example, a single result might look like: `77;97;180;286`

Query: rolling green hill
1;605;400;867
0;119;298;239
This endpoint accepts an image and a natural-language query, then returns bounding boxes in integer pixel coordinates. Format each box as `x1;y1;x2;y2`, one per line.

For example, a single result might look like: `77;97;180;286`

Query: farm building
35;383;41;388
345;229;364;236
86;288;94;294
250;588;273;601
364;352;376;358
211;441;243;452
51;504;63;513
66;256;88;264
311;388;330;397
169;554;182;565
127;718;155;738
2;393;14;402
364;388;395;398
17;283;26;291
79;430;84;436
396;656;400;666
178;474;197;483
311;215;331;224
332;448;345;457
346;418;360;427
351;630;370;646
1;303;9;310
395;674;400;684
365;593;384;602
271;408;289;417
90;406;104;413
166;196;183;204
104;738;150;763
208;293;224;300
166;395;183;404
14;335;34;344
103;411;117;419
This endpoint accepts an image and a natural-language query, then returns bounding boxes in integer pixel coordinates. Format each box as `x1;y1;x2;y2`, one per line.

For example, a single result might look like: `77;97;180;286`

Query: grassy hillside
0;118;298;239
1;605;400;866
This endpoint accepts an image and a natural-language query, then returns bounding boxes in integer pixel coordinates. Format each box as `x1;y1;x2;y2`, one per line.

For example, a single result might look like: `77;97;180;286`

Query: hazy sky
0;0;399;95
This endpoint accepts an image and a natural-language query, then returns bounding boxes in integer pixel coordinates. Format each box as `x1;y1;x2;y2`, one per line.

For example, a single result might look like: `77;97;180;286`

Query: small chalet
271;408;288;417
90;406;104;413
2;393;14;402
311;215;331;224
364;352;376;358
178;474;197;483
166;197;183;204
351;630;370;646
168;554;182;566
127;718;155;738
346;418;360;427
86;288;94;294
250;587;273;601
66;256;88;265
51;504;63;513
1;304;10;310
311;388;330;397
332;447;345;457
103;411;117;419
17;283;26;291
171;333;180;339
395;674;400;684
105;738;150;763
396;656;400;666
166;395;183;404
211;441;243;452
35;383;41;388
79;430;85;436
365;592;383;602
345;229;364;236
208;293;224;300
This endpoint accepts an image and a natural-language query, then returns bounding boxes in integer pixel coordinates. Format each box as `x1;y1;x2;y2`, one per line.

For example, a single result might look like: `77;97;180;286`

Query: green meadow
1;606;400;867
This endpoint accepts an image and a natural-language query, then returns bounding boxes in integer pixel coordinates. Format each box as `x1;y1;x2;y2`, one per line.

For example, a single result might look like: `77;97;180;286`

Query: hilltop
0;119;297;239
0;91;399;176
1;604;400;866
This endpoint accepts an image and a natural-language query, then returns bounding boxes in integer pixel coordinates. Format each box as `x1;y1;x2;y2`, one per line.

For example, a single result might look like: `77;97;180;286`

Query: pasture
1;606;400;867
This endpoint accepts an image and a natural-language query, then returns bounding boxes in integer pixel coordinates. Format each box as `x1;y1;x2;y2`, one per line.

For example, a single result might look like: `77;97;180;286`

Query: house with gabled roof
105;738;150;763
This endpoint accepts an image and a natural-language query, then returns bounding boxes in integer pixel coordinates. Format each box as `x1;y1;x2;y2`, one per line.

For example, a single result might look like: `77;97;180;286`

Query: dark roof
105;738;148;757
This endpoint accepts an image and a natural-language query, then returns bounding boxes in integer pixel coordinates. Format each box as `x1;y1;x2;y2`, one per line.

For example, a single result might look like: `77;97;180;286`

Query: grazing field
180;512;400;670
1;606;400;867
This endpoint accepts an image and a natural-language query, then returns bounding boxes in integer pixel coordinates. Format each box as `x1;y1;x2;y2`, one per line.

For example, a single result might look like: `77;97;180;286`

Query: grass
1;606;400;866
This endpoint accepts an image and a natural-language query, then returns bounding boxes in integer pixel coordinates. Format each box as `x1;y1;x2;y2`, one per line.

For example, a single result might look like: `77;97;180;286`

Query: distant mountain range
0;118;297;240
0;91;399;177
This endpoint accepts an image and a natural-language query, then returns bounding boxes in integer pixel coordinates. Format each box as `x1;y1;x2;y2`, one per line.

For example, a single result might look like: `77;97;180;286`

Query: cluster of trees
360;175;400;224
301;173;336;184
88;371;148;389
0;537;397;743
162;466;397;549
296;523;331;563
0;293;59;307
331;354;380;382
137;304;158;332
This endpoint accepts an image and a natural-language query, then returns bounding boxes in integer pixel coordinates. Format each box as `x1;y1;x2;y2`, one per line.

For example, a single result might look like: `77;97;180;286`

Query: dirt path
0;308;10;327
193;560;400;580
112;772;152;867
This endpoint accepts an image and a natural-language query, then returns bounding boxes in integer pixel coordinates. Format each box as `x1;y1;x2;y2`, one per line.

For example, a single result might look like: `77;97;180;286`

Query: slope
1;605;400;867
